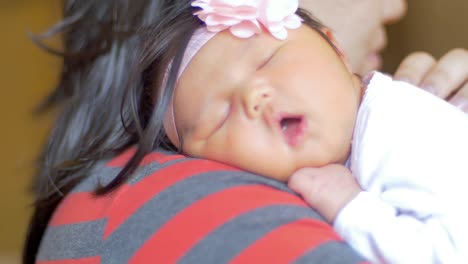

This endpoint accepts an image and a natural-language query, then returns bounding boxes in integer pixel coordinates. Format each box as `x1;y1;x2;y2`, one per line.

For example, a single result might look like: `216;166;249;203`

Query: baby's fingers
288;167;322;199
289;165;360;223
289;164;353;196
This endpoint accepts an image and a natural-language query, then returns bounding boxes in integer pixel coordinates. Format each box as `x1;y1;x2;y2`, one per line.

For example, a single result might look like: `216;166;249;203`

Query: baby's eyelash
257;46;283;70
206;103;231;139
257;54;274;70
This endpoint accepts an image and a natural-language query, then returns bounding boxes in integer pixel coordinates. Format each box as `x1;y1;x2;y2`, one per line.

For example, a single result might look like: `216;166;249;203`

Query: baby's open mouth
279;115;305;147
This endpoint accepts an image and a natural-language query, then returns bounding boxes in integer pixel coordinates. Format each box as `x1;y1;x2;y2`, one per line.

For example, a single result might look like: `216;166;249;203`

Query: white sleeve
334;191;462;264
342;72;468;264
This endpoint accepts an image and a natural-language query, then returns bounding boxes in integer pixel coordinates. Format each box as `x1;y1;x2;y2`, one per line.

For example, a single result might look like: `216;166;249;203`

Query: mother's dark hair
23;1;332;262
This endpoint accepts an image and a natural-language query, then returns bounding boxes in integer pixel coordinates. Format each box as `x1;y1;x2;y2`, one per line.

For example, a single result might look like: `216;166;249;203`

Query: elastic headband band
177;29;217;80
162;28;215;148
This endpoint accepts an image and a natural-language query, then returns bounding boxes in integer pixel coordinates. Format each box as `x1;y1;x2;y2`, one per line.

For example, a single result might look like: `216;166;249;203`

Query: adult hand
394;49;468;112
288;164;361;223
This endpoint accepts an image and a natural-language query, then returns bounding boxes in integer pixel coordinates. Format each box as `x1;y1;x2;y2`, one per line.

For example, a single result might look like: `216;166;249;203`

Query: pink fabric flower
191;0;302;40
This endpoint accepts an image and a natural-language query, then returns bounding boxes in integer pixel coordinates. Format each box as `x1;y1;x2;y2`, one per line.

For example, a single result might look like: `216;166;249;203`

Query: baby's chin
251;155;350;183
261;172;292;183
247;164;300;183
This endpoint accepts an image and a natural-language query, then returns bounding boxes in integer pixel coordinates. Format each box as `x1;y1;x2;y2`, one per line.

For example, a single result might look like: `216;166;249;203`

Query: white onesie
335;72;468;264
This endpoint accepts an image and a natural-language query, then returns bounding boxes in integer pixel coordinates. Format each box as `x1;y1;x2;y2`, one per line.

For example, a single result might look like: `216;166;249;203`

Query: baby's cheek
245;151;296;182
199;124;295;181
181;137;208;159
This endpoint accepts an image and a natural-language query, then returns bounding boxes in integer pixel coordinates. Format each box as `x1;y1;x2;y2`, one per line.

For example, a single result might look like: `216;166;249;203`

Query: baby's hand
288;164;361;223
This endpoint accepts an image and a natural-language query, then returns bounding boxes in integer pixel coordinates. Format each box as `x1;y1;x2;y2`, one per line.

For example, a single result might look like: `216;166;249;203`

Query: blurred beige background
0;1;60;263
0;0;466;263
383;0;468;72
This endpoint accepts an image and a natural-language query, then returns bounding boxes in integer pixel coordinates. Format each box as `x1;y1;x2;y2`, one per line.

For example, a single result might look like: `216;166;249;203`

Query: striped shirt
36;149;367;263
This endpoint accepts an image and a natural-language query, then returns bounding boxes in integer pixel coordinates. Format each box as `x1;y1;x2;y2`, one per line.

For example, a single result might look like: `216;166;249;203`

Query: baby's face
167;25;362;181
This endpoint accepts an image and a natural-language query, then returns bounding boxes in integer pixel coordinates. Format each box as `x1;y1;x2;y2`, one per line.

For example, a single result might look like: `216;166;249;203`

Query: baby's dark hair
23;1;333;262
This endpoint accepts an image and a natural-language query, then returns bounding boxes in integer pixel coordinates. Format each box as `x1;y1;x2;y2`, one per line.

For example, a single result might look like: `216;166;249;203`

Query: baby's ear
322;29;353;73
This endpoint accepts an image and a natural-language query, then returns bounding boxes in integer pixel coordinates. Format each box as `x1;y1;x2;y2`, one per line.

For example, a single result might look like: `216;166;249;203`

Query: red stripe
106;148;186;167
128;185;307;263
49;189;124;226
36;256;100;264
140;152;186;165
230;219;341;264
103;159;238;238
50;155;237;233
51;151;192;226
106;148;136;167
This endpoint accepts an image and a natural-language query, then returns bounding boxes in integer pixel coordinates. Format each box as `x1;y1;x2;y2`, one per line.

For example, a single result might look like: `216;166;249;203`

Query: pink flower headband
164;0;303;147
193;0;303;40
177;0;303;80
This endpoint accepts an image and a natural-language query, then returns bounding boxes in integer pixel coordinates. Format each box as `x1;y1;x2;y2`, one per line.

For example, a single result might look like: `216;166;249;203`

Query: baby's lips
277;114;306;147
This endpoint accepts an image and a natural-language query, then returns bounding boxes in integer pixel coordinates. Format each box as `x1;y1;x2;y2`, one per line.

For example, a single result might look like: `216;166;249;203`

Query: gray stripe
178;205;323;264
101;170;297;263
128;157;190;184
72;155;188;193
37;220;106;260
294;241;366;264
72;165;122;193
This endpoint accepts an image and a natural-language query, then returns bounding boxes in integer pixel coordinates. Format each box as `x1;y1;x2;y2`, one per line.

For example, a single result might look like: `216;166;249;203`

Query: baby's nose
241;84;274;119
